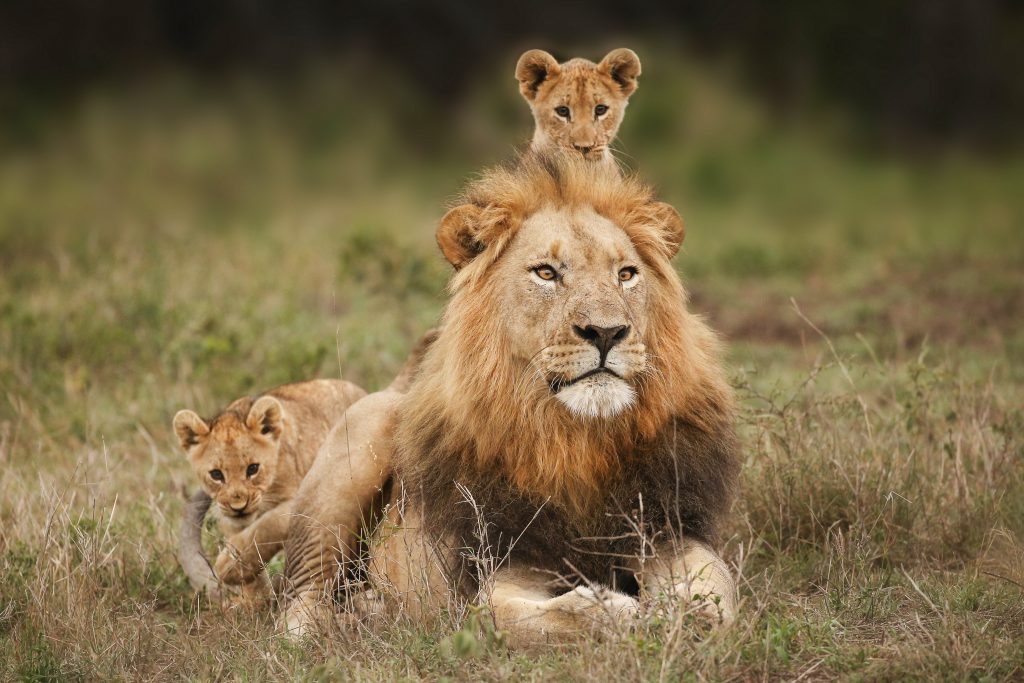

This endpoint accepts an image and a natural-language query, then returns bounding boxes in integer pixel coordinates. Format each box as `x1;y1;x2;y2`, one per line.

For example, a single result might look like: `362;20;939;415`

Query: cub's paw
214;546;253;585
229;574;273;609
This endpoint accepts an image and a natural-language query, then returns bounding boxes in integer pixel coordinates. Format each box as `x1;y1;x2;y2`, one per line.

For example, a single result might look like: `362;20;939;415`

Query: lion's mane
394;153;739;590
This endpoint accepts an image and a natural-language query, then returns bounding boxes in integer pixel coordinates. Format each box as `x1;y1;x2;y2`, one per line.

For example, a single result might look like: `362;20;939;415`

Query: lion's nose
573;324;630;361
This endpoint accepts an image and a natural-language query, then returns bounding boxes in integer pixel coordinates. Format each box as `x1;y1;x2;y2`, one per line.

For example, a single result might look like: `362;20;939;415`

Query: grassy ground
1;52;1022;680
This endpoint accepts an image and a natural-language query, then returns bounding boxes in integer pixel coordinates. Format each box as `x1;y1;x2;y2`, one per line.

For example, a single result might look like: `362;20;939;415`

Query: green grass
1;50;1022;680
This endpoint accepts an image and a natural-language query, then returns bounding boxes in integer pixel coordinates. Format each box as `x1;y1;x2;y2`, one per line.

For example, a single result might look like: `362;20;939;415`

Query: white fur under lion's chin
555;374;636;419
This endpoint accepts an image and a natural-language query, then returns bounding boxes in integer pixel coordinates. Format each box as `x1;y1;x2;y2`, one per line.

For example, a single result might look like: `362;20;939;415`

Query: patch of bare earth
692;261;1024;351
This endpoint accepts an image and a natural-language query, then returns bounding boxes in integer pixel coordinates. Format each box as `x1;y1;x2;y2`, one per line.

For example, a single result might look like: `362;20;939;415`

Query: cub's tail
178;489;219;596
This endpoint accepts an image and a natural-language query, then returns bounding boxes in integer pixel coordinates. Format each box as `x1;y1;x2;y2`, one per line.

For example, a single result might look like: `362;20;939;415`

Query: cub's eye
554;106;570;119
533;265;558;282
209;469;224;482
618;266;638;283
246;463;260;478
595;104;609;116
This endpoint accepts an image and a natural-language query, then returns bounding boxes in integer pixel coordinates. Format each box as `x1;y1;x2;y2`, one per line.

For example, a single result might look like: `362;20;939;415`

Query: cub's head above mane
515;48;641;162
173;397;284;520
405;152;730;513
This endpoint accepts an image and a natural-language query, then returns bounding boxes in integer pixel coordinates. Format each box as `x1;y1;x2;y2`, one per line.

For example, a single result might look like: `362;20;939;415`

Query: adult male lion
282;152;740;647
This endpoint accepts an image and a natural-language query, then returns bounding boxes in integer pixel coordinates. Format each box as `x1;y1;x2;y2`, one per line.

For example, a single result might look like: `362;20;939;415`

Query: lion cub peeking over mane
516;48;641;165
173;378;365;600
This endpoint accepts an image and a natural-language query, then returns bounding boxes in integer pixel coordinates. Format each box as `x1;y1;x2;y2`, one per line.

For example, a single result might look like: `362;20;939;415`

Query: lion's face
173;397;284;521
493;206;650;418
516;49;641;161
424;154;694;510
436;159;686;424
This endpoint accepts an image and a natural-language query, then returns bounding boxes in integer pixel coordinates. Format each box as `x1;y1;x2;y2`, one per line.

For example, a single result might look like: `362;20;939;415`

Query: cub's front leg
640;538;737;625
485;569;639;649
214;500;295;590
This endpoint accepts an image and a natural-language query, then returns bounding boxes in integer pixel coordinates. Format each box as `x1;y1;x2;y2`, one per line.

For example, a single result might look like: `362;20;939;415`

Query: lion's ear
651;201;685;257
246;396;284;441
437;204;486;269
173;410;209;452
598;48;642;97
516;49;560;101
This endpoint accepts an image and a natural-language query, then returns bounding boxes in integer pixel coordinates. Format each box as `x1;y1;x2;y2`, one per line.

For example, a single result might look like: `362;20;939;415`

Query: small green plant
439;604;507;660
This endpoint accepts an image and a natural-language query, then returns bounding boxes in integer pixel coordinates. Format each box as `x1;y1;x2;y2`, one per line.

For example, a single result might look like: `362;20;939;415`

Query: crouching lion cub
173;378;366;601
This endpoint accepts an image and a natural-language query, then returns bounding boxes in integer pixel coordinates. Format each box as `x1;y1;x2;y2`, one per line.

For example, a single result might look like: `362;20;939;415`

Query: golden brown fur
516;48;641;164
173;379;365;598
281;153;740;645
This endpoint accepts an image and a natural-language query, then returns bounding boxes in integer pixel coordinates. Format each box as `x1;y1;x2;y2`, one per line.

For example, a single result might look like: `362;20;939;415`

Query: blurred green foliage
0;45;1021;432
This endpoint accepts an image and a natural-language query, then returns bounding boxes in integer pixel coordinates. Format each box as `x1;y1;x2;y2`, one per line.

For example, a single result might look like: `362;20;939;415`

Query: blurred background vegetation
2;2;1021;404
4;0;1024;150
0;3;1022;679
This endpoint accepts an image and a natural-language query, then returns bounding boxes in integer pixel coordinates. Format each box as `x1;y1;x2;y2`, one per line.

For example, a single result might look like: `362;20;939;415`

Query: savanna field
1;51;1023;680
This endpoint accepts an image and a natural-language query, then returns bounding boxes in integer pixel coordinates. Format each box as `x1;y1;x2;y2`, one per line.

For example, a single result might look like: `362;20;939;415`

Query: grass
1;49;1022;680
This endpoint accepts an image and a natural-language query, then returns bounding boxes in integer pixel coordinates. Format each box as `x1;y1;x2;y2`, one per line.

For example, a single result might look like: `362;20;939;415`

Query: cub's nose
573;324;630;359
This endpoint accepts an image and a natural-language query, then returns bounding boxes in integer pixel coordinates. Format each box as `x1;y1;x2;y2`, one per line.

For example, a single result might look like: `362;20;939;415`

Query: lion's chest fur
399;414;738;592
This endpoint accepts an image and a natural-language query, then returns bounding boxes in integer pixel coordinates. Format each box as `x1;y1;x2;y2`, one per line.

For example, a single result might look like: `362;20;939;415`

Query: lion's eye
246;463;260;478
595;104;609;117
533;265;558;281
209;469;224;482
618;267;638;283
554;106;571;119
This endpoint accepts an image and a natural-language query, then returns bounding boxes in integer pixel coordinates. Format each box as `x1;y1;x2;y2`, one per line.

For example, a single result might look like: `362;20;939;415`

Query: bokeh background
3;1;1022;394
1;3;1022;680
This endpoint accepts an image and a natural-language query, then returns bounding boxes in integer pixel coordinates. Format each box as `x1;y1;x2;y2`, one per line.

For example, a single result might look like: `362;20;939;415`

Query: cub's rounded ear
515;49;560;101
650;201;686;258
437;204;485;269
598;48;642;97
173;410;210;452
246;396;284;441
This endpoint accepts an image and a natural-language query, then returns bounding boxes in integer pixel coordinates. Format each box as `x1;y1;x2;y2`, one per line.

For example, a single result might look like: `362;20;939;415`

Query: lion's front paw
281;593;333;639
583;586;641;618
349;588;386;620
554;585;640;624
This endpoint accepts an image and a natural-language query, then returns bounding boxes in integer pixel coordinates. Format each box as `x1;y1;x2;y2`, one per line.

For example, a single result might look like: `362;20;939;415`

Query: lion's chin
555;374;636;419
